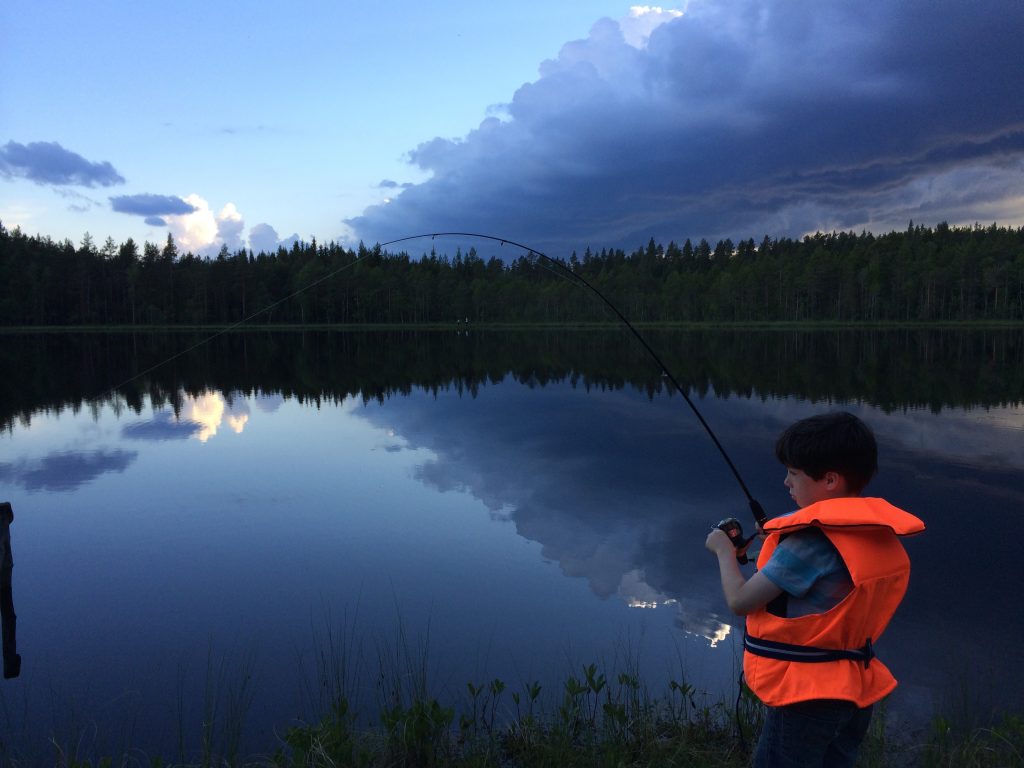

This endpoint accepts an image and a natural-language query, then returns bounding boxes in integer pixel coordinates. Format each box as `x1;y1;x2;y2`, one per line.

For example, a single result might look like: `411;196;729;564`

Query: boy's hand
705;527;735;556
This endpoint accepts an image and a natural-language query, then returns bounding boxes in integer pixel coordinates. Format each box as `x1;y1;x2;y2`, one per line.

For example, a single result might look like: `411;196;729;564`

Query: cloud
55;188;102;213
248;223;281;253
247;224;280;253
156;196;306;257
346;0;1024;252
248;222;301;254
217;202;245;251
619;5;684;48
0;140;125;187
110;193;199;217
163;194;249;256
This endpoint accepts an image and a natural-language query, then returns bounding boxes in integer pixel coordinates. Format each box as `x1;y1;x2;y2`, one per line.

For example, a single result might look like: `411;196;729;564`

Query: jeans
753;699;873;768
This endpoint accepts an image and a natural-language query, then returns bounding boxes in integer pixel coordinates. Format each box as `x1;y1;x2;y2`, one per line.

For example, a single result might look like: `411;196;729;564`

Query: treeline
1;221;1023;325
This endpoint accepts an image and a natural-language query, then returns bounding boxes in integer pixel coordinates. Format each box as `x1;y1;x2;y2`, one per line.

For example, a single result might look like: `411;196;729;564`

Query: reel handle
716;517;753;565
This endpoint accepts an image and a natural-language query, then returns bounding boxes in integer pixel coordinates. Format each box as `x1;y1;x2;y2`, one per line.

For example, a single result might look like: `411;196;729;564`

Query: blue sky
2;1;1022;258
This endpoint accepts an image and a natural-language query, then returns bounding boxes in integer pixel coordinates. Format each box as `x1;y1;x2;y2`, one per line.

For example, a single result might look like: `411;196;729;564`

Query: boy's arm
705;528;783;616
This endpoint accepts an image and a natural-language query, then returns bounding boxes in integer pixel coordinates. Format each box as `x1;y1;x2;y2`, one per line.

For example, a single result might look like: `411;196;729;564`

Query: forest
1;221;1023;326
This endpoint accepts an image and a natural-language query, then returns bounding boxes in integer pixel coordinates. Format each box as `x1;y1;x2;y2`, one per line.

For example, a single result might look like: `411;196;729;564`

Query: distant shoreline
3;319;1023;334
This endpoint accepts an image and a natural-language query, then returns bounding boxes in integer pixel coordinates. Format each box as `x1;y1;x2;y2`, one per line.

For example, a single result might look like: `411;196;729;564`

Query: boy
705;411;924;768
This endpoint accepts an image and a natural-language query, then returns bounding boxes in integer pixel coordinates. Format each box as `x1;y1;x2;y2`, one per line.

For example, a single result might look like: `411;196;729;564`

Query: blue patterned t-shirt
759;526;853;617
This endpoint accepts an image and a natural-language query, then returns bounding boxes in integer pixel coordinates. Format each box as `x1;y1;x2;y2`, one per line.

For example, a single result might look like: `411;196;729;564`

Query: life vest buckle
862;637;875;668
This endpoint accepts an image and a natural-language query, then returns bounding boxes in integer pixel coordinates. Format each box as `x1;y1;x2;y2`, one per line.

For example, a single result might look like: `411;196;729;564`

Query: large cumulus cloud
157;194;246;257
106;191;300;257
347;0;1024;253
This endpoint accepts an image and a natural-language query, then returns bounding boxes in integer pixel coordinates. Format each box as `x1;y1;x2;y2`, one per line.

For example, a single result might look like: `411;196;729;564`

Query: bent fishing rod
103;229;767;547
376;232;768;539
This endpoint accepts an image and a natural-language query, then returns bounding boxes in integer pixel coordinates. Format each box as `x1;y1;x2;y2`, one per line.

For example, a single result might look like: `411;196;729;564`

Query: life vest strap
744;633;875;669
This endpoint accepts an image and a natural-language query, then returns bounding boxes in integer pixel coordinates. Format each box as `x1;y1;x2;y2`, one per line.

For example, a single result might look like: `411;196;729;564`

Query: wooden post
0;502;19;679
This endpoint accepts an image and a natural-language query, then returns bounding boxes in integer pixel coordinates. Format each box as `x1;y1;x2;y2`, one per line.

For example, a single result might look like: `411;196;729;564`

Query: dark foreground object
0;501;19;679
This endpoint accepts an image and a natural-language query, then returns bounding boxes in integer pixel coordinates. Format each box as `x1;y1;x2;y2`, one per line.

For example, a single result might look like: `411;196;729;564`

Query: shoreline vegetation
2;221;1024;327
14;616;1023;768
27;648;1024;768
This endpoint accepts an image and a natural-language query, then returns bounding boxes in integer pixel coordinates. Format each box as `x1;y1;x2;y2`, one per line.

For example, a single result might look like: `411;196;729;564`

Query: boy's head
774;411;878;496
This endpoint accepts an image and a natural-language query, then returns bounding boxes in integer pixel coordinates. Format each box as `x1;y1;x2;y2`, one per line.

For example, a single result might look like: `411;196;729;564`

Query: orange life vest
743;497;925;708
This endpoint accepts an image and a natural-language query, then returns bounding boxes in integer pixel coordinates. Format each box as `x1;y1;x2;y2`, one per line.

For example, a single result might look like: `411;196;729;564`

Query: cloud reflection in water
0;449;137;492
356;381;1024;664
122;391;251;443
360;383;750;646
122;411;202;441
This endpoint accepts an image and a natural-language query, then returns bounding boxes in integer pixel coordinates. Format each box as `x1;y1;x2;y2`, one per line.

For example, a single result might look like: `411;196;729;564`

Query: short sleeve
760;527;844;598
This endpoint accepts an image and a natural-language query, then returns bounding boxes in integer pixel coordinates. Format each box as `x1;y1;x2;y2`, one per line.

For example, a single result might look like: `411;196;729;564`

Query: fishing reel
715;517;756;565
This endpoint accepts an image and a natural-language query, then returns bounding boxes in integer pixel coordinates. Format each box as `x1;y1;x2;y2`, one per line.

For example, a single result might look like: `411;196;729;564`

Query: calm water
0;329;1022;760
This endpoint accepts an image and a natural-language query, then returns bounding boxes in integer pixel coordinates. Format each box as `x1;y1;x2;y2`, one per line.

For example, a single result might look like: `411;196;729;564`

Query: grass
276;655;751;768
2;610;1015;765
6;617;1022;767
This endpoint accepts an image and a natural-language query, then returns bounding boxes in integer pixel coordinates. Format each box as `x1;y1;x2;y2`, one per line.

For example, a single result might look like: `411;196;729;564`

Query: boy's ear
823;471;850;493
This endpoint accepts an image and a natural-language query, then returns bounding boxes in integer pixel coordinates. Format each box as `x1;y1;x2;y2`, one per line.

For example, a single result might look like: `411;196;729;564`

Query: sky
2;0;1023;259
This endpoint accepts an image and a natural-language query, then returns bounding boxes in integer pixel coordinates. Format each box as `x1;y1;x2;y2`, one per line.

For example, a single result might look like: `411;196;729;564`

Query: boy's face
783;466;848;508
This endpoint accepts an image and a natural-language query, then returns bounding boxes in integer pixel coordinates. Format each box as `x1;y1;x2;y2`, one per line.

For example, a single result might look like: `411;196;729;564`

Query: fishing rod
376;232;768;541
100;229;767;547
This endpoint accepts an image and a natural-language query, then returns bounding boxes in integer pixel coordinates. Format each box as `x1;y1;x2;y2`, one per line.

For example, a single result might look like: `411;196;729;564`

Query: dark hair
774;411;878;493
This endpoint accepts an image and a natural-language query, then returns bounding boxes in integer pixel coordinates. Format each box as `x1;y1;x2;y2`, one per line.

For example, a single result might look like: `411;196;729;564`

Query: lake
0;328;1022;761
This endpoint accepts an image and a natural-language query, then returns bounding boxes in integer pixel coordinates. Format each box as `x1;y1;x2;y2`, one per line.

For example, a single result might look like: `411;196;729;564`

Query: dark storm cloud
347;0;1024;253
110;194;198;216
0;449;137;492
0;140;125;187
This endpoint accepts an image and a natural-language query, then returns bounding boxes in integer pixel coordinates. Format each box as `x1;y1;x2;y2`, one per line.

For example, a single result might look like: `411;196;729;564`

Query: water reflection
187;392;249;442
1;328;1022;433
122;411;203;441
0;449;137;491
122;391;251;443
870;405;1024;471
357;384;769;648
